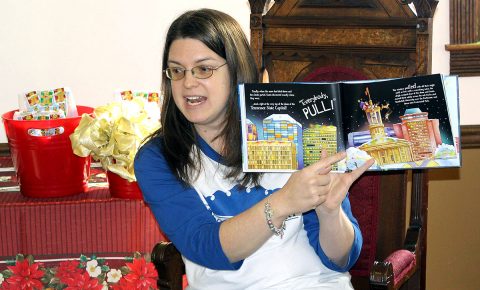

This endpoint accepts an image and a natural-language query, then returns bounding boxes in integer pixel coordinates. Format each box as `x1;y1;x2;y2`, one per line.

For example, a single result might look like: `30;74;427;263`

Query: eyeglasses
164;63;227;81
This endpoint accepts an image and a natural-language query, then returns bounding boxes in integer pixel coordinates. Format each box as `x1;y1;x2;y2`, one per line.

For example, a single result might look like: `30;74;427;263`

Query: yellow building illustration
263;114;304;168
247;140;297;170
359;88;414;165
303;124;337;167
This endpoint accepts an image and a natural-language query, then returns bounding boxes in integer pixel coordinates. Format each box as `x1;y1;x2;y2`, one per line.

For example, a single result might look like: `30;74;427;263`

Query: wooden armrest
151;242;185;290
370;260;394;290
404;226;421;253
370;226;422;290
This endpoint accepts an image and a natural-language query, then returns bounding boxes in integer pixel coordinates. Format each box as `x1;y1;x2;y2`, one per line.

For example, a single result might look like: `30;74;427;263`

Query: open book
239;74;461;172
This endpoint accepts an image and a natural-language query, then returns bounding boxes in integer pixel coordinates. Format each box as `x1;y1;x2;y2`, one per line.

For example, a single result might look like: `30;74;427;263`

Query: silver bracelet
264;199;286;238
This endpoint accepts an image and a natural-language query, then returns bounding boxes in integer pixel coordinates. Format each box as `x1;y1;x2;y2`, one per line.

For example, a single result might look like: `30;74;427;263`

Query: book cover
239;74;461;172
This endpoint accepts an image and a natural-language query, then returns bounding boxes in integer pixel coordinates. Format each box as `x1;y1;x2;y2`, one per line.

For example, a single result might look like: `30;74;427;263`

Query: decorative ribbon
70;97;160;181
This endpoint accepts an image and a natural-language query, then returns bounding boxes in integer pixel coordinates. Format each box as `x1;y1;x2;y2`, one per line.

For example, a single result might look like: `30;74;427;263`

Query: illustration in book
239;74;461;172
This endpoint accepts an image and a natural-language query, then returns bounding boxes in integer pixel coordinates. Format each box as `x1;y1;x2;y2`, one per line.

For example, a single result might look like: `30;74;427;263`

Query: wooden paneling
447;0;480;76
449;0;480;44
264;27;417;47
446;44;480;76
267;0;416;18
461;125;480;148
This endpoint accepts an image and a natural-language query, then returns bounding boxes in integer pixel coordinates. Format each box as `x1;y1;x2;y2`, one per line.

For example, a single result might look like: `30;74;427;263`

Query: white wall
431;0;478;126
0;0;251;143
0;0;478;143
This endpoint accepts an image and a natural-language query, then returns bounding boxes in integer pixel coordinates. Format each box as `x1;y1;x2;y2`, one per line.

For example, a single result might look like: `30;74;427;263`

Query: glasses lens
192;66;214;79
166;68;185;80
166;64;225;80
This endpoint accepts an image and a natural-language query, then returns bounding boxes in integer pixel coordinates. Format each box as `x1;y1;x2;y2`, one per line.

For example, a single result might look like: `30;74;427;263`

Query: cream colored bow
70;97;160;181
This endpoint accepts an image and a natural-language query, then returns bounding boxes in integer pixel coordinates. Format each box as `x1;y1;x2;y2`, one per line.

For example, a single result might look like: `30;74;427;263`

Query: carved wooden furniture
152;242;185;290
151;1;438;289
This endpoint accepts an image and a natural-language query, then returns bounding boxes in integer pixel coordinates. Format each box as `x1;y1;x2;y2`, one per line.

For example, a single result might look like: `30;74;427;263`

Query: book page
239;82;345;172
442;75;461;161
339;74;460;171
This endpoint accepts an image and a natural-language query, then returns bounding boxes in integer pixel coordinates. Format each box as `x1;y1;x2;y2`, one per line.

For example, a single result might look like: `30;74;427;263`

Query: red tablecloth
0;157;167;259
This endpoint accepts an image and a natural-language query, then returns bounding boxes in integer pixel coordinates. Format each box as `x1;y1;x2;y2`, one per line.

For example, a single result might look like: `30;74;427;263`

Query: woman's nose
182;70;199;88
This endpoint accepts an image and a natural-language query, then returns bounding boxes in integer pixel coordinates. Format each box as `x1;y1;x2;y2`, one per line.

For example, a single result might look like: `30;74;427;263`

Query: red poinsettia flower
63;272;103;290
56;260;83;284
110;278;132;290
6;259;44;290
122;258;158;290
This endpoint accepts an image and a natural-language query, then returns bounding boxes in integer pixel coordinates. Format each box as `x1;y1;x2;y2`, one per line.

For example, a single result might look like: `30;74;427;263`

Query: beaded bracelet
264;199;286;238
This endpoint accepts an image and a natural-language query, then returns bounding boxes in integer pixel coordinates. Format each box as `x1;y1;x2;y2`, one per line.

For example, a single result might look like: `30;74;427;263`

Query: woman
134;8;373;290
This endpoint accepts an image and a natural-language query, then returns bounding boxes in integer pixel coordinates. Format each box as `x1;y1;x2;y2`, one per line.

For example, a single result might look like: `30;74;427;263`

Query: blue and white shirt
134;136;362;290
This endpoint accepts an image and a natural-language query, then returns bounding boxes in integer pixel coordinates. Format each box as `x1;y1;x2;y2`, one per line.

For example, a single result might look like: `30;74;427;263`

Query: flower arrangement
70;97;161;182
0;253;158;289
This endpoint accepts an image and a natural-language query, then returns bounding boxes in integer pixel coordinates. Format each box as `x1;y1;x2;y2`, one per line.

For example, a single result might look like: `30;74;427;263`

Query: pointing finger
321;149;328;159
306;151;346;174
348;158;375;181
315;149;331;175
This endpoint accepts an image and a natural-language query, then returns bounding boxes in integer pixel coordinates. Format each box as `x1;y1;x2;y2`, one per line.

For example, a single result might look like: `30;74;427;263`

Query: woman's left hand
316;151;374;214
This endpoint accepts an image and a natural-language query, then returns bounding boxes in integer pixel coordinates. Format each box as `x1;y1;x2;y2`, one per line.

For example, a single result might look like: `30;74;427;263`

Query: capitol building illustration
358;88;414;166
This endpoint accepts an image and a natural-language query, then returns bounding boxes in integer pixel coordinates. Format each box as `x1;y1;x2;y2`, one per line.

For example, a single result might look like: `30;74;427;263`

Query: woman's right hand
272;152;348;219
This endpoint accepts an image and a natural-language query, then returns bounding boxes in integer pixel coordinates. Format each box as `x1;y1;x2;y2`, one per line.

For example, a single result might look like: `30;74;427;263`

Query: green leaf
25;254;35;264
143;253;152;263
80;254;88;262
41;276;50;284
51;283;65;290
97;272;105;282
101;265;110;272
50;277;61;284
133;252;142;259
46;267;57;275
1;269;13;278
15;253;25;262
119;266;130;275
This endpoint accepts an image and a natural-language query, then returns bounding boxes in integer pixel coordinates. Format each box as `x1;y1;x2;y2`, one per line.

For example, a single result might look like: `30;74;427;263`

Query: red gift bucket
106;170;143;200
2;106;93;198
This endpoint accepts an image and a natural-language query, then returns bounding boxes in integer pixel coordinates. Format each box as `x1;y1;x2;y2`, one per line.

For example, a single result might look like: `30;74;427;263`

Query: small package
115;90;162;121
15;87;78;120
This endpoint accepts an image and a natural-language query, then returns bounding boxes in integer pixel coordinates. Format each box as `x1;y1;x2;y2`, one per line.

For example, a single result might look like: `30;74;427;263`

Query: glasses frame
164;63;228;81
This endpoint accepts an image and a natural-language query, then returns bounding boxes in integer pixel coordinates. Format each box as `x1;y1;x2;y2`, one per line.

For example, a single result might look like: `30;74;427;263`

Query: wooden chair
152;1;437;289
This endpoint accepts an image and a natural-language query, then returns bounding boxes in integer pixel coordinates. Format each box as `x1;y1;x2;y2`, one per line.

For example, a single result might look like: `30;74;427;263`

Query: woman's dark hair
150;8;261;186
